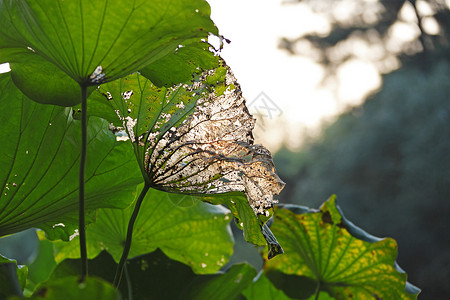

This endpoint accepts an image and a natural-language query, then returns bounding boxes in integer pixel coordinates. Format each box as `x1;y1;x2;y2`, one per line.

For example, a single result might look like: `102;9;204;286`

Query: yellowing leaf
90;60;285;257
98;61;285;220
265;197;420;299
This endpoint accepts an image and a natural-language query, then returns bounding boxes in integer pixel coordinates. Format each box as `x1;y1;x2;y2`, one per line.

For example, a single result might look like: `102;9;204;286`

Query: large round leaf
242;273;293;300
91;62;284;217
49;187;234;274
0;254;27;299
9;276;121;300
264;197;420;299
125;66;281;217
139;41;220;87
90;188;235;274
50;250;256;300
0;72;142;238
88;62;285;258
203;193;283;259
0;0;217;85
86;65;284;257
9;53;94;106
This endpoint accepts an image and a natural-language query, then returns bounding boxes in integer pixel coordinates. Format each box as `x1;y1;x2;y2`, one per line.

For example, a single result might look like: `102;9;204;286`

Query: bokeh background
1;0;448;299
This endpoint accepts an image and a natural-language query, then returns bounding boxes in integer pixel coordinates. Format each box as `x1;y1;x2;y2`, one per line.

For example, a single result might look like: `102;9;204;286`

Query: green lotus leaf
9;276;121;300
242;273;293;300
25;238;58;292
139;41;220;87
186;262;256;300
49;249;256;300
202;192;282;258
9;52;95;106
264;197;420;299
263;269;335;300
0;254;27;299
0;0;217;86
0;72;142;239
49;187;234;274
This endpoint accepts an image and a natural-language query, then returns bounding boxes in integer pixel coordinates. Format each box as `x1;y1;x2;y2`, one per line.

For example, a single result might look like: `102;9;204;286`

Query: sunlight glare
337;59;381;107
386;21;421;53
0;63;10;73
422;17;440;35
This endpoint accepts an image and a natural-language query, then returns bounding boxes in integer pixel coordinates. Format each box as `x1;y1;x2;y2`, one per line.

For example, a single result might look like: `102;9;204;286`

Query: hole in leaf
89;66;105;84
121;65;285;216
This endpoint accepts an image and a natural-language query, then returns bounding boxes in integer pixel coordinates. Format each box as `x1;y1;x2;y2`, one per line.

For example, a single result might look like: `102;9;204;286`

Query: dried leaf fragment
108;62;285;217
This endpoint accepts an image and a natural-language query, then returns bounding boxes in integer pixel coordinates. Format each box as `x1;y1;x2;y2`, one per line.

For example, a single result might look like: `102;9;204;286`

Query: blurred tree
280;0;449;74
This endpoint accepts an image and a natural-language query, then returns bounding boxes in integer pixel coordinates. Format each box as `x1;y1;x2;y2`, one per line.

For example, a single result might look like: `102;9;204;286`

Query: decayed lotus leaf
119;64;285;216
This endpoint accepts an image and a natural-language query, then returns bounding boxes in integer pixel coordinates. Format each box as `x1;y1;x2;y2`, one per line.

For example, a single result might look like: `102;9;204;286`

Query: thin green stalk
314;281;321;300
113;184;150;287
124;264;133;300
79;84;88;281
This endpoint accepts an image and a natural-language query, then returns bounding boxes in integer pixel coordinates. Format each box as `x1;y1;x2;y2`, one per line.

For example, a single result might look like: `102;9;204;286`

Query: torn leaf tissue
110;62;285;218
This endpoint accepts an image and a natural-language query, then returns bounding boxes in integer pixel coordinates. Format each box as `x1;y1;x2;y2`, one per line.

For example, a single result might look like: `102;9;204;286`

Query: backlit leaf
0;0;217;85
91;61;285;256
264;197;420;299
100;62;285;220
242;273;293;300
50;249;256;300
8;52;95;106
25;238;58;291
186;263;256;300
11;276;121;300
0;72;142;238
139;41;220;87
203;192;282;257
50;187;234;274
